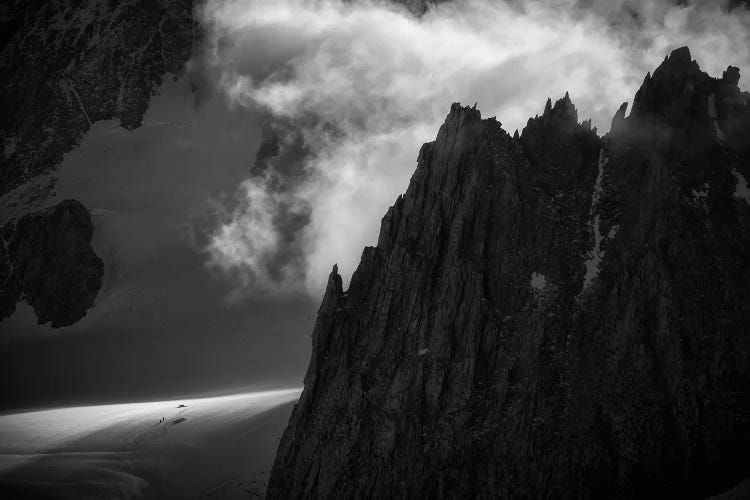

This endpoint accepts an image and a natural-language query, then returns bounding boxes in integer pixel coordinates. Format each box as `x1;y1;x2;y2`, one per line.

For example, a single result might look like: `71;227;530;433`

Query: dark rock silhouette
268;48;750;499
0;200;103;328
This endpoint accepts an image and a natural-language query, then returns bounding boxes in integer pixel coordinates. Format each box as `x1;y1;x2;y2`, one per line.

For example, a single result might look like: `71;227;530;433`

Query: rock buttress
1;199;104;328
268;48;750;499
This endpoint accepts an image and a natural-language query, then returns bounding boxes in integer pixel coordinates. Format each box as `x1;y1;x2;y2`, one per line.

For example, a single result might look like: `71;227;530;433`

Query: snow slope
0;388;301;499
0;75;316;407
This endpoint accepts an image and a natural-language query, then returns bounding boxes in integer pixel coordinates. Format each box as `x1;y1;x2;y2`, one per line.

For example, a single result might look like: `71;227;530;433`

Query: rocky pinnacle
267;47;750;499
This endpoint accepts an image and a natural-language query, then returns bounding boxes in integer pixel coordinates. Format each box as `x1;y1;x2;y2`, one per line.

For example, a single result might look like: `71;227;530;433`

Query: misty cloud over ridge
196;0;750;297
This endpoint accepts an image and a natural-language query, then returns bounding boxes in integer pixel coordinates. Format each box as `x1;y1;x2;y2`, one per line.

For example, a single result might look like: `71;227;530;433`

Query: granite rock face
1;200;103;328
0;0;197;196
268;48;750;499
0;0;197;328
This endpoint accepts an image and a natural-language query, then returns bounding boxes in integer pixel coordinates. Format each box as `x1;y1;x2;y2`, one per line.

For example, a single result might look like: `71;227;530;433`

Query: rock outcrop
0;200;103;328
268;48;750;499
0;0;197;196
0;0;197;329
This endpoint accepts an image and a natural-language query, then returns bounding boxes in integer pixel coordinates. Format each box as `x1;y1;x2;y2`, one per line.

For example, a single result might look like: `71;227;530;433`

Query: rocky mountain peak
268;48;750;499
631;46;711;125
608;101;628;133
723;65;741;87
520;92;600;194
531;92;579;131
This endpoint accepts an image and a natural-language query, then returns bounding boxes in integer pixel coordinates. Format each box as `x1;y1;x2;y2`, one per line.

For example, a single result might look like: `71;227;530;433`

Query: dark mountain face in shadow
2;1;750;497
267;48;750;499
0;0;197;196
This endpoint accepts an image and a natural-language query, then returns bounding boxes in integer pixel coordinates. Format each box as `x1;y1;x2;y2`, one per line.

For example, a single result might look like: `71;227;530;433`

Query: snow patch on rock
708;93;727;142
582;149;608;291
3;136;18;159
692;183;709;200
59;78;93;127
692;183;710;212
530;272;547;291
732;170;750;203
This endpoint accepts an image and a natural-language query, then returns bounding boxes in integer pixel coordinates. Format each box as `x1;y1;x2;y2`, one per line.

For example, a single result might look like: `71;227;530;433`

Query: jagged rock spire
631;46;707;121
609;101;628;134
268;49;750;500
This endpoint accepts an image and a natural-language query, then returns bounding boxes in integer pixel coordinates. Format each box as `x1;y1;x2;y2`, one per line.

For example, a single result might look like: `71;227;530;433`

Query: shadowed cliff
1;200;103;328
267;47;750;499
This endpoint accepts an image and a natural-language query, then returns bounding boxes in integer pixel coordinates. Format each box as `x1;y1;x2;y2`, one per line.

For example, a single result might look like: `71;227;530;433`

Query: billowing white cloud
197;0;750;296
205;172;311;298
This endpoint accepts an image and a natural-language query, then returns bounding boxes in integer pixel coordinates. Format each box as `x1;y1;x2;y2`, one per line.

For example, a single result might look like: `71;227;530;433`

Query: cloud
196;0;750;297
204;172;311;298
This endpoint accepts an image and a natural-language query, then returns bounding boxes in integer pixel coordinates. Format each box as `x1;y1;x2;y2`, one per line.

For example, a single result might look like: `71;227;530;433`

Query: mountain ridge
267;47;750;499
